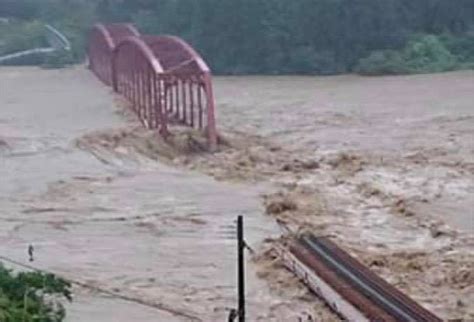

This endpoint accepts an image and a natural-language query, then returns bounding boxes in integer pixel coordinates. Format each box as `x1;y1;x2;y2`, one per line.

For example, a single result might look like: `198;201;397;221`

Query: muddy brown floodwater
1;67;473;321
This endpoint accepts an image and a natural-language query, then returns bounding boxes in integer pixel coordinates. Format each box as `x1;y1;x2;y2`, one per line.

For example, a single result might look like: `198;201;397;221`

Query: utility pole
237;215;245;322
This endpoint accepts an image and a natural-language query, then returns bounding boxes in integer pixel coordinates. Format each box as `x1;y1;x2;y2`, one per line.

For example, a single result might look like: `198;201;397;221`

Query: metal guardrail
45;24;71;51
0;24;70;64
0;47;55;63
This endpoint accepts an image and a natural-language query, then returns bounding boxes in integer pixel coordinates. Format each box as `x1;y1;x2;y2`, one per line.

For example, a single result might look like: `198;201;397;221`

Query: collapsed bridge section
280;234;443;321
87;23;217;149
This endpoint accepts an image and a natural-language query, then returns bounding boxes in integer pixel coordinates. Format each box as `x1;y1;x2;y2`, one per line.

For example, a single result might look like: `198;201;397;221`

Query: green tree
0;263;72;322
355;34;461;75
1;0;474;74
404;34;456;72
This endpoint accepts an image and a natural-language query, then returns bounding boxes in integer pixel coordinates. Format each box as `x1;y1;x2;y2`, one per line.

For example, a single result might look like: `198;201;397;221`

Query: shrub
441;33;474;65
0;263;72;322
355;34;460;75
403;35;456;73
42;49;75;69
355;50;407;75
0;20;46;56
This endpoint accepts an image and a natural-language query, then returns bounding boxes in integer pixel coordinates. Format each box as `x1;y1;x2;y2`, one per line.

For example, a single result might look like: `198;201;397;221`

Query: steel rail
306;235;441;321
301;237;414;321
288;234;442;321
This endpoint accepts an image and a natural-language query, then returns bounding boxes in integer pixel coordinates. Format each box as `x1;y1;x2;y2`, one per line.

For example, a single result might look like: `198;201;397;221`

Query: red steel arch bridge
87;23;217;150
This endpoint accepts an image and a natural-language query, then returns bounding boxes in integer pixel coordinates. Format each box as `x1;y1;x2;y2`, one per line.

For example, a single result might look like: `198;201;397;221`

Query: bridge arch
88;24;115;85
113;36;166;132
87;23;217;149
141;35;209;73
107;23;140;44
141;35;216;143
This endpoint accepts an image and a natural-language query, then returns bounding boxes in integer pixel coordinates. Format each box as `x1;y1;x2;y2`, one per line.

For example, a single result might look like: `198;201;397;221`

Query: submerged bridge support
87;23;217;150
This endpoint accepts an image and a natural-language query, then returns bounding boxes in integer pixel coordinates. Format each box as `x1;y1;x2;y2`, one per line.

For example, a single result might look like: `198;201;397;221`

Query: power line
0;255;201;322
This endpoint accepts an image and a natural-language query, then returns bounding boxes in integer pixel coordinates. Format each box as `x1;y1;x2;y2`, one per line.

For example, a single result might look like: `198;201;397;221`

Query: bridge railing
88;24;114;85
113;36;167;133
88;23;217;150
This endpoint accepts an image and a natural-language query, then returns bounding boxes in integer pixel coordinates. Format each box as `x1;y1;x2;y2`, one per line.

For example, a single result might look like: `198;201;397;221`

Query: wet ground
1;67;473;321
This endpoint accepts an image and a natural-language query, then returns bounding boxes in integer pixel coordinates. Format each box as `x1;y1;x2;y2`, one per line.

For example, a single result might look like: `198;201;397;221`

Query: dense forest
0;0;473;74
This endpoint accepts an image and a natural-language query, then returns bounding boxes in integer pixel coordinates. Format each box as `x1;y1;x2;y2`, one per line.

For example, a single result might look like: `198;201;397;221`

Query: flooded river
1;67;473;321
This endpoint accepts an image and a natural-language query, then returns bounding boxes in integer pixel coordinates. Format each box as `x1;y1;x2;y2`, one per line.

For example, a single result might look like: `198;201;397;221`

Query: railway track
279;234;442;321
